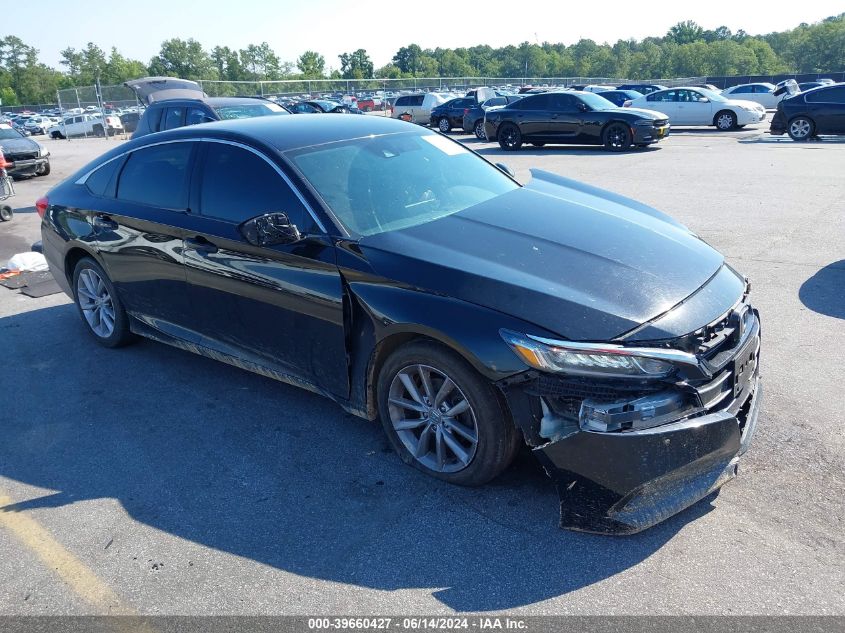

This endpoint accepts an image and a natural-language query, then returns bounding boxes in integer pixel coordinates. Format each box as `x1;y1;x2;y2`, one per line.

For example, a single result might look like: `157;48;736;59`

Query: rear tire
473;119;485;139
72;257;137;348
377;341;520;486
438;117;451;133
497;123;522;151
92;124;105;138
787;116;814;141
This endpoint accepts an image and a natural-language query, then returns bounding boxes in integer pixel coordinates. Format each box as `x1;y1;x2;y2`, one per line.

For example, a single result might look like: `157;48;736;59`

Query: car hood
124;77;206;105
0;137;40;154
617;107;669;120
721;98;765;110
357;170;724;341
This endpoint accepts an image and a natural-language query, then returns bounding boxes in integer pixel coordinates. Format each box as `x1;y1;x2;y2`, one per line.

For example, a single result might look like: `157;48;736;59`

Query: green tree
148;38;215;80
297;51;325;78
668;20;705;45
0;86;19;106
239;42;281;80
393;44;424;75
338;49;373;79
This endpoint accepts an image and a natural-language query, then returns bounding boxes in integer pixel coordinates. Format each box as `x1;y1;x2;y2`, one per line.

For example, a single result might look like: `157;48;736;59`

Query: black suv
125;77;289;139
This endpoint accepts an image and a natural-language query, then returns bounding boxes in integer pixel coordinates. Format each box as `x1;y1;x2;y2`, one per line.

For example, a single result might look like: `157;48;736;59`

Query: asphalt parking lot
1;126;843;616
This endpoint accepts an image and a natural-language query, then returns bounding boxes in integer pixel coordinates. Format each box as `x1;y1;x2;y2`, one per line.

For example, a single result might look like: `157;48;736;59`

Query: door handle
185;236;219;254
92;214;118;231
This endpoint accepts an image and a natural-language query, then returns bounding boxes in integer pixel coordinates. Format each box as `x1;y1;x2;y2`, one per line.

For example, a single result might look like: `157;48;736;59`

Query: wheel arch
344;282;541;421
712;108;737;127
64;245;103;285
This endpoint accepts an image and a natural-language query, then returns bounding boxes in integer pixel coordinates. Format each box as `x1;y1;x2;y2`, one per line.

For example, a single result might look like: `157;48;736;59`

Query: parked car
462;95;523;138
119;111;141;134
47;113;124;139
125;77;290;138
691;84;721;92
627;88;766;130
596;90;644;107
581;85;615;93
289;100;361;114
484;91;669;151
0;123;50;177
429;97;476;132
39;114;761;534
391;93;451;124
770;83;845;141
797;82;826;92
617;84;667;95
356;95;382;112
24;116;57;135
721;83;780;109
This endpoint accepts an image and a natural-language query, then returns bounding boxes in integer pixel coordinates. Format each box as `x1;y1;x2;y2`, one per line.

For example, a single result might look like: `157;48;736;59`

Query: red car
356;96;382;112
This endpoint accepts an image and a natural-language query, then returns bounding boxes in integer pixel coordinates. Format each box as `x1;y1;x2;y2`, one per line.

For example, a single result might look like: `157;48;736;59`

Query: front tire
603;123;632;151
787;116;814;141
497;123;522;151
0;206;13;222
72;257;136;348
37;161;51;176
715;110;737;131
438;117;451;133
377;341;520;486
92;124;105;138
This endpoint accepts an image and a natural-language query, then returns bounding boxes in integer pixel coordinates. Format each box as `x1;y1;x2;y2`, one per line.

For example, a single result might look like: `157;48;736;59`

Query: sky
3;0;843;71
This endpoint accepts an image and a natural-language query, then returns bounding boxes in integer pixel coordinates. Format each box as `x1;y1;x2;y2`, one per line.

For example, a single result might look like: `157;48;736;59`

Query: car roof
119;112;436;154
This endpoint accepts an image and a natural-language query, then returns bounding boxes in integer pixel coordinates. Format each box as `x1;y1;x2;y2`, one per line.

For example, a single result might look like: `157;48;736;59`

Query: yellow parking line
0;494;132;614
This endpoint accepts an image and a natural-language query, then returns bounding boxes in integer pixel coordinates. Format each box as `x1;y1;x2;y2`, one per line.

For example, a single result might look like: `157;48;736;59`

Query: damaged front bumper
535;379;760;534
501;304;762;534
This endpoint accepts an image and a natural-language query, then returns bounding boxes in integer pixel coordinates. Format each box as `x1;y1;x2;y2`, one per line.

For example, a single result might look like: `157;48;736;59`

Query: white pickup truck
47;113;124;139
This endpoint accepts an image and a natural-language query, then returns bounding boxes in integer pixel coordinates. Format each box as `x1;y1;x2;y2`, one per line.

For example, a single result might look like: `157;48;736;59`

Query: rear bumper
533;376;761;534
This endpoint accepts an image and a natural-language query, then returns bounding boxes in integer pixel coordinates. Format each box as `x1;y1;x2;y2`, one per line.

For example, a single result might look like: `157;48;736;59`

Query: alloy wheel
606;125;628;149
76;268;116;338
439;118;450;133
387;364;479;473
716;113;735;130
789;118;811;140
475;120;485;139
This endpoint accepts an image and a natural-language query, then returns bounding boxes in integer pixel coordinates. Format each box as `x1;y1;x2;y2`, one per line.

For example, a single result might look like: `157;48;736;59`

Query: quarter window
117;142;194;209
85;157;124;197
198;143;312;230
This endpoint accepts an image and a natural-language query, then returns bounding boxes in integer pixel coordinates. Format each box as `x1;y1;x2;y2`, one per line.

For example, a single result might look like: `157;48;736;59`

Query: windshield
213;102;288;120
578;92;617;110
697;88;727;102
287;131;519;237
0;127;23;140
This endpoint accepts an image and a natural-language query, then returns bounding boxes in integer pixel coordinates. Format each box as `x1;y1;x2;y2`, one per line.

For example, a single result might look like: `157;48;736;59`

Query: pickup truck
47;113;124;139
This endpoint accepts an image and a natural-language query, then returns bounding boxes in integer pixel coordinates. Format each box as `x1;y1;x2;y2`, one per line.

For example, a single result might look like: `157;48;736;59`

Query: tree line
1;14;843;105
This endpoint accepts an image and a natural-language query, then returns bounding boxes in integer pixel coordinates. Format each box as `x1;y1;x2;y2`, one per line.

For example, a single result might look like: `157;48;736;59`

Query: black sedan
39;115;760;534
462;95;523;138
484;91;669;151
0;123;50;178
770;83;845;140
429;97;476;132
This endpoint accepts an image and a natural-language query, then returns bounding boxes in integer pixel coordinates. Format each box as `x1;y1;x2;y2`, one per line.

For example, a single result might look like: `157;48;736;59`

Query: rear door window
411;95;424;106
163;107;185;130
117;142;194;209
807;87;845;103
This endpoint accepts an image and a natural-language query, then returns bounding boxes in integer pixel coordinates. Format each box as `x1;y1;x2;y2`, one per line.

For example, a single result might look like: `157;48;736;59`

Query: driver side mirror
577;102;590;112
697;97;710;103
495;162;516;178
240;213;302;247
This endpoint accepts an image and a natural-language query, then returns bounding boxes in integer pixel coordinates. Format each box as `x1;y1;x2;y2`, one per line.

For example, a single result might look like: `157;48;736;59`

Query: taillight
36;196;48;218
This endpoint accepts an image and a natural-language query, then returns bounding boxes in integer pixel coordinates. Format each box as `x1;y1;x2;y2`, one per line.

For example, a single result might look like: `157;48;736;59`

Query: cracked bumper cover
533;378;761;534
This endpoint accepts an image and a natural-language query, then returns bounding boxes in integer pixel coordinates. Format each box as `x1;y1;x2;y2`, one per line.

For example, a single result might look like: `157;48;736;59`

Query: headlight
740;105;757;112
635;119;656;126
500;329;700;379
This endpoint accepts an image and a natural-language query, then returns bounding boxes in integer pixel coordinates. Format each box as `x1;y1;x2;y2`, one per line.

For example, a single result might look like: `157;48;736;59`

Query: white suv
47;113;124;139
391;93;452;124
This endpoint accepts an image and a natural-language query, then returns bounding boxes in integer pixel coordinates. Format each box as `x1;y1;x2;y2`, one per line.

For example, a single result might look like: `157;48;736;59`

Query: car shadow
799;261;845;319
0;303;717;612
